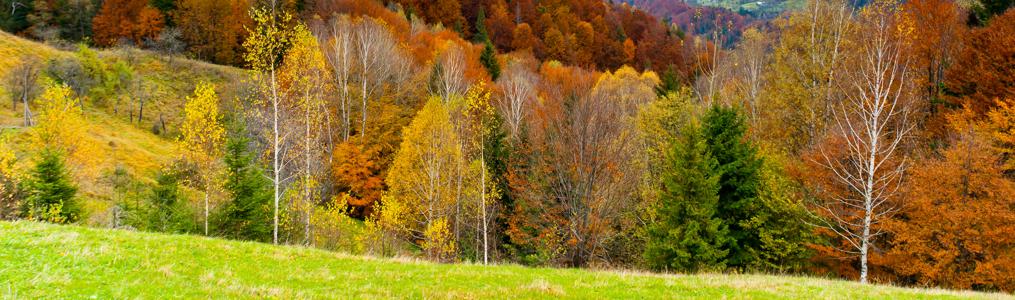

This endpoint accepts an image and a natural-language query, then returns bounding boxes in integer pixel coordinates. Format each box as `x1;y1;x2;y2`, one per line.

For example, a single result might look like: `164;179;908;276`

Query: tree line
1;0;1015;293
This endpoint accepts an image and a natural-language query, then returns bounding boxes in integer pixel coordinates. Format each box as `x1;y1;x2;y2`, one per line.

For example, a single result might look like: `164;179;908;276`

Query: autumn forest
1;0;1014;295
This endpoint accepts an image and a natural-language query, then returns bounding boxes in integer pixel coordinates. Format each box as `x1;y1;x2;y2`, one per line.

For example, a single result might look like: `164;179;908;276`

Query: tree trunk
271;67;281;245
481;156;488;264
304;96;312;246
22;92;33;127
360;79;367;136
138;94;144;124
204;185;210;236
160;114;167;133
860;218;870;284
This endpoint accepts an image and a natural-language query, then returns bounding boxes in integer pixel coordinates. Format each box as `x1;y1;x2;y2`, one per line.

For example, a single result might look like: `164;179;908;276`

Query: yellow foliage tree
280;24;331;245
244;7;298;244
595;65;660;110
422;218;456;262
179;82;225;236
464;83;500;264
381;97;466;261
758;0;854;154
0;133;20;220
32;84;100;175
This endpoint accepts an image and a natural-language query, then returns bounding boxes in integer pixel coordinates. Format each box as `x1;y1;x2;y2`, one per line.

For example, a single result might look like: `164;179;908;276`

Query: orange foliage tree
174;0;251;65
511;23;538;54
881;105;1015;292
900;0;967;140
506;63;654;267
404;0;465;33
331;141;384;219
945;9;1015;115
485;0;515;50
902;0;966;105
91;0;165;46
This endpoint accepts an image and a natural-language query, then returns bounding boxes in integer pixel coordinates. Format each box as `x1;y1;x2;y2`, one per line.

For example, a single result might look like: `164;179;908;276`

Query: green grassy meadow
0;221;1009;299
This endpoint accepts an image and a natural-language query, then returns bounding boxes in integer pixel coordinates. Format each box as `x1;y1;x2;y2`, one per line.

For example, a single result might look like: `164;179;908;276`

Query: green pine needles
23;150;81;224
645;105;812;273
645;120;730;272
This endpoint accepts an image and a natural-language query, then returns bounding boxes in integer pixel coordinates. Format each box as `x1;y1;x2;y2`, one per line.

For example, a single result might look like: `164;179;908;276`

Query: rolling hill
0;221;1008;299
0;30;245;226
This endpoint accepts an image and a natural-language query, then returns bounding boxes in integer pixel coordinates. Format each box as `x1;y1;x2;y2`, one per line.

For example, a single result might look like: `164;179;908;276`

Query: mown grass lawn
0;221;1008;299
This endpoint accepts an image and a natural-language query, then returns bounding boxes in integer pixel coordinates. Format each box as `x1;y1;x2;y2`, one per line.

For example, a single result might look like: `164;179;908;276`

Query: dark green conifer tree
644;122;729;272
480;40;500;81
700;105;812;271
144;171;196;233
701;105;763;268
212;133;273;242
23;150;80;223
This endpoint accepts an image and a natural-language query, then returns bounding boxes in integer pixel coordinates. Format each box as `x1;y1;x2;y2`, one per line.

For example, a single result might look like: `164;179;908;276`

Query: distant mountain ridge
621;0;805;19
620;0;753;45
686;0;807;18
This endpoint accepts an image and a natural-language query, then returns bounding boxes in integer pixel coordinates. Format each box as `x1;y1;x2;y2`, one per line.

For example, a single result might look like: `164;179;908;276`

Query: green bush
118;170;196;234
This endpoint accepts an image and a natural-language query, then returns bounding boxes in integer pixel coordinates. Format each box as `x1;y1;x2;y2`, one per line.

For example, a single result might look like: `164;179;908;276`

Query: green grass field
0;221;1008;299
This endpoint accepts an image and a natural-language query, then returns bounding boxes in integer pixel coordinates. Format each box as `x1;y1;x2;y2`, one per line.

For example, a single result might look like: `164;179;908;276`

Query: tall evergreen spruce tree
212;133;273;242
473;7;488;42
475;7;500;80
644;122;729;272
480;41;500;81
699;105;812;271
701;105;764;269
23;150;80;223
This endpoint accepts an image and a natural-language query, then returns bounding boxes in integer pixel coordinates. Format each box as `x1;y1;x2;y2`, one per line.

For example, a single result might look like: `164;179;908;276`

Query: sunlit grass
1;221;1008;299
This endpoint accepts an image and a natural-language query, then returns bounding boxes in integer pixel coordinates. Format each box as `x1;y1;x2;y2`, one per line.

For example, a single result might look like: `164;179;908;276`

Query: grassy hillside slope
0;31;246;225
0;221;1008;299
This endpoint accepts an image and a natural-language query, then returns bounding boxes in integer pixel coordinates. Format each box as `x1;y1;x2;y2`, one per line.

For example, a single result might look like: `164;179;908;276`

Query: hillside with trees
1;0;1015;297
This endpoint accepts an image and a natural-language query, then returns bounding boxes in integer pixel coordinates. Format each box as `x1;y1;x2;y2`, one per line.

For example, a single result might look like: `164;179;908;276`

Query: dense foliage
2;0;1015;294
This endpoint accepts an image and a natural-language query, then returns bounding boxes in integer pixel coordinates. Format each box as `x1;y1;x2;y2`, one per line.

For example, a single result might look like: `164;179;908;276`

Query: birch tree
179;82;225;236
432;44;472;103
760;0;854;153
731;28;769;123
280;25;330;246
813;0;914;284
244;7;296;244
494;60;537;140
320;16;411;139
322;15;354;141
465;84;498;264
350;18;410;137
693;16;730;105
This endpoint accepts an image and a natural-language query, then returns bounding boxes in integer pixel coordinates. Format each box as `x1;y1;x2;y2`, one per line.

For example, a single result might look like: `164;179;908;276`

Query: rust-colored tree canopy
882;107;1015;291
92;0;165;46
945;9;1015;114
